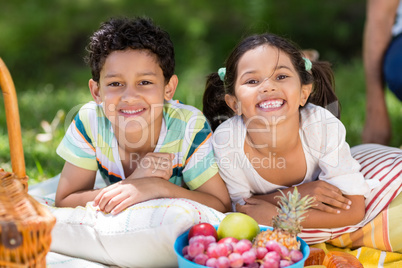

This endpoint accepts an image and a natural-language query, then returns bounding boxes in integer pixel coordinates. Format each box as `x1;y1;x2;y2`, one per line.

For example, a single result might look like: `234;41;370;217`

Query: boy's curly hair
85;17;175;83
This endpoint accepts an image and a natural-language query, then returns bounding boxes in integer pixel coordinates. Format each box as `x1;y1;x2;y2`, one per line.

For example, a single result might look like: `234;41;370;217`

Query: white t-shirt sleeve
301;105;372;197
218;160;251;209
212;117;252;209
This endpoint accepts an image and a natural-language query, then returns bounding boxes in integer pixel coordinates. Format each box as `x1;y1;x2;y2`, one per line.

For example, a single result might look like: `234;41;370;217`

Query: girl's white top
392;0;402;36
212;103;377;209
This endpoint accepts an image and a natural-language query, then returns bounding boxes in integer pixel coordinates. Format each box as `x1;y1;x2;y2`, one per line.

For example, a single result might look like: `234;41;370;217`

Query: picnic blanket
29;174;226;267
300;144;402;247
305;144;402;268
28;144;402;267
311;190;402;268
312;242;402;268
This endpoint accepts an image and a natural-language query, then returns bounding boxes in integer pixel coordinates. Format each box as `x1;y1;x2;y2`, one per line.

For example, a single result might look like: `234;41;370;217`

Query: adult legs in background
383;34;402;101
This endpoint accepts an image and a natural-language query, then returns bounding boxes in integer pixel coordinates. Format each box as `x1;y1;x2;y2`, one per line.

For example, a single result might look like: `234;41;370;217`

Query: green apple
217;212;260;241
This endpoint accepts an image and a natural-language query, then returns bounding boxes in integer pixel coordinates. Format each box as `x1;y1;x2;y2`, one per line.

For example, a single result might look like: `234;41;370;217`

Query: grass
0;84;92;185
334;59;402;147
0;59;401;186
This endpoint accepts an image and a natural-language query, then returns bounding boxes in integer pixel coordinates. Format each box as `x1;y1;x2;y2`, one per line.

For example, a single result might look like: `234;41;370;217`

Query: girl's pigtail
203;73;234;131
309;61;341;118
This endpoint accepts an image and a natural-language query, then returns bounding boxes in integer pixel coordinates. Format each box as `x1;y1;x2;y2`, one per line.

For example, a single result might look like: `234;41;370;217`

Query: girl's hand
93;177;164;215
236;198;278;225
130;152;174;181
295;180;352;214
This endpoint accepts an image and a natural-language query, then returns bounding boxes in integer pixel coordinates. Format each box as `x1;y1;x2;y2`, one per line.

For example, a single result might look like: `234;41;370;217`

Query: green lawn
0;60;401;186
334;59;402;148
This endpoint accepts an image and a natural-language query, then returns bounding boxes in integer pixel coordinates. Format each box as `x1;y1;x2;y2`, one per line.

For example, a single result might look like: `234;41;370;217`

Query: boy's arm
185;172;232;212
90;147;231;214
94;172;232;215
160;172;232;212
237;195;365;228
55;161;100;208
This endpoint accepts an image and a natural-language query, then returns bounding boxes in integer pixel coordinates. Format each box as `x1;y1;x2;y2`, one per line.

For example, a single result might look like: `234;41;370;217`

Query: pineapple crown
273;187;314;235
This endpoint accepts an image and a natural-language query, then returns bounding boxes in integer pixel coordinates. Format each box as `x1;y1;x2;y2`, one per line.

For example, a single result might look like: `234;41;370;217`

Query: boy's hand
130;152;174;181
93;177;165;215
93;153;174;215
295;180;352;214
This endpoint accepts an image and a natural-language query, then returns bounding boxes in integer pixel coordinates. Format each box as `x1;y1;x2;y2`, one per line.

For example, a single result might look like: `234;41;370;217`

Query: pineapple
253;187;314;250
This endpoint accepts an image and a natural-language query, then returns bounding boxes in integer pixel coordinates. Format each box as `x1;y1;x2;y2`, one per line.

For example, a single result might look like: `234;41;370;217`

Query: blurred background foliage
0;0;401;184
1;0;366;91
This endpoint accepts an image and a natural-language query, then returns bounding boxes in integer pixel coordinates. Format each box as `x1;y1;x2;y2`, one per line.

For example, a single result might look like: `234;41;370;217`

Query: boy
55;17;231;214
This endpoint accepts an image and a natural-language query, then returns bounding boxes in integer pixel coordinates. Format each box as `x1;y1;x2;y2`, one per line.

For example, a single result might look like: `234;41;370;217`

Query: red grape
278;245;290;259
215;243;229;257
204;235;217;248
216;256;230;268
254;246;268;259
279;259;292;267
265;240;282;254
206;257;217;268
228;252;243;268
289;249;303;263
193;253;209;266
188;242;205;258
242;250;256;264
206;242;219;258
182;245;189;256
264;251;281;263
234;239;252;254
189;235;206;245
261;258;279;268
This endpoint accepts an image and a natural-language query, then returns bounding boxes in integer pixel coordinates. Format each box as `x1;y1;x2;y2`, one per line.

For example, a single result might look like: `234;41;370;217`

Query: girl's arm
237;194;365;228
302;195;365;228
55;161;100;207
251;180;353;214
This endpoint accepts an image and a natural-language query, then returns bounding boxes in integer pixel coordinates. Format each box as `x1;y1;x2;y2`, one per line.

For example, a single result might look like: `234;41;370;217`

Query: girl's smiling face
89;49;176;136
226;45;311;127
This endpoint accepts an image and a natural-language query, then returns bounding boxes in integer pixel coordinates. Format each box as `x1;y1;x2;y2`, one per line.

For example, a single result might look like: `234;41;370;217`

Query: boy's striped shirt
57;100;218;189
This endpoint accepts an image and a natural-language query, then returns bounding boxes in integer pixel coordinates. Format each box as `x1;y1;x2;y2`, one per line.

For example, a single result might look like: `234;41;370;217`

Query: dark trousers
384;33;402;101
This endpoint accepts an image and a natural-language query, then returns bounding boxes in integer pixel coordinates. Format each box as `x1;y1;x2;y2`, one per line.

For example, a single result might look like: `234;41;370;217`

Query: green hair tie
302;57;312;71
218;67;226;81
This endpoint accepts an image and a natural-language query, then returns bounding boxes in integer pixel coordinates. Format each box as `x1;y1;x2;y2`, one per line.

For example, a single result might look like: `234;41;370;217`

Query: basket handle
0;58;26;182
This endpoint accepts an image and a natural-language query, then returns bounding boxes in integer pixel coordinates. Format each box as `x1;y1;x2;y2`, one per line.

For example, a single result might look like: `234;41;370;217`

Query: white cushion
46;252;112;268
37;198;224;267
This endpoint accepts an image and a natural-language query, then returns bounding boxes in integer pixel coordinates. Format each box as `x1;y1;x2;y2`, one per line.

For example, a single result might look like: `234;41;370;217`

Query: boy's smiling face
89;49;177;137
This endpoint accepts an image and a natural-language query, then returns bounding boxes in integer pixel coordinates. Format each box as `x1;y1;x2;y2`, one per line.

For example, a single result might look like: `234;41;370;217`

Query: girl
203;33;375;228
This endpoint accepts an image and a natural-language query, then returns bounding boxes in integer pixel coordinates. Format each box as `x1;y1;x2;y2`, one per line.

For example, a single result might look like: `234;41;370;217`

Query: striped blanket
320;191;402;267
28;144;401;267
312;241;402;268
298;144;402;262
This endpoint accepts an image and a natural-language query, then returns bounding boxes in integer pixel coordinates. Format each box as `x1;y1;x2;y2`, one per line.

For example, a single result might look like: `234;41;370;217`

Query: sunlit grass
0;84;91;185
0;59;400;186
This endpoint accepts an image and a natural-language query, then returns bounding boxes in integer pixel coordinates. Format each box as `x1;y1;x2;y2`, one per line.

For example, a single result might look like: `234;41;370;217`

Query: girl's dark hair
203;33;339;131
85;17;175;83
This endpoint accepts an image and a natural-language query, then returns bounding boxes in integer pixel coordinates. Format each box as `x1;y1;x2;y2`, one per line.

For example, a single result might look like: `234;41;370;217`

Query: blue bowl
174;225;309;268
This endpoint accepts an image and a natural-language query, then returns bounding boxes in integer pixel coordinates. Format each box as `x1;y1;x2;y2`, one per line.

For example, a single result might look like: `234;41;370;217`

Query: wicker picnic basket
0;58;56;267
